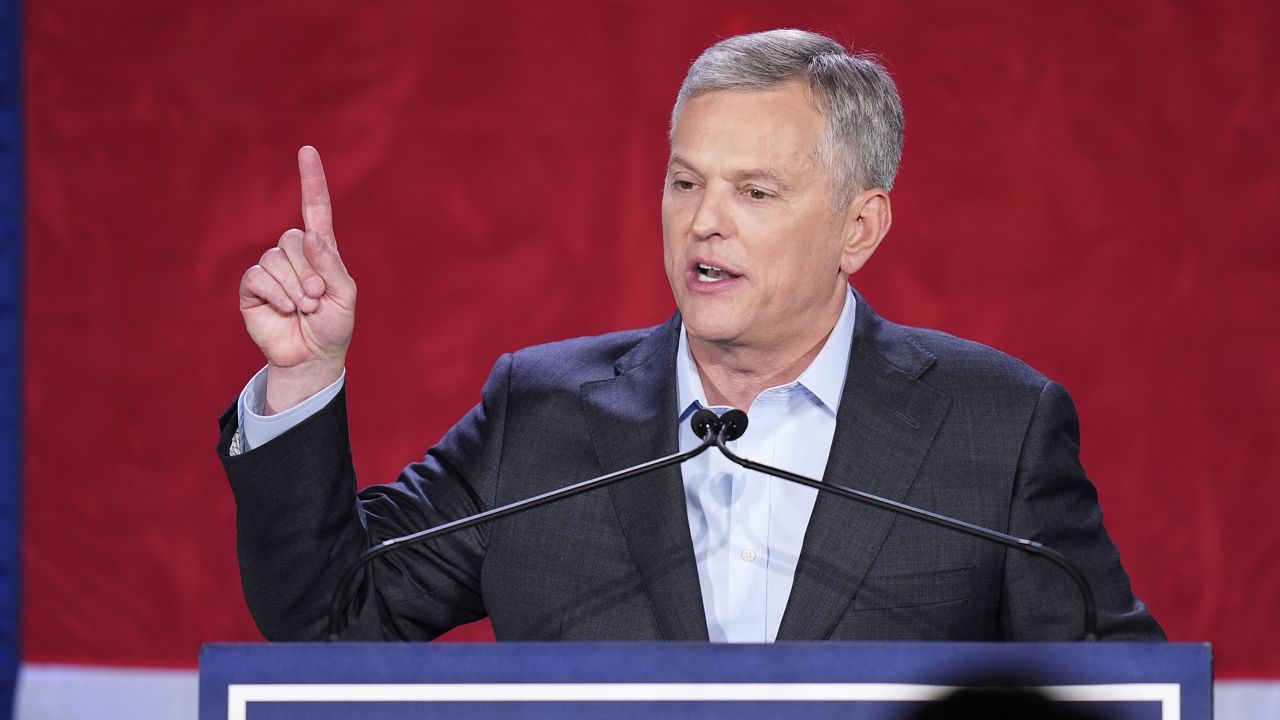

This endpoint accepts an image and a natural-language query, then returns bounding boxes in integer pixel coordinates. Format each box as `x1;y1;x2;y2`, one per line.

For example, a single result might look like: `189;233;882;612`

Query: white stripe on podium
227;681;1180;720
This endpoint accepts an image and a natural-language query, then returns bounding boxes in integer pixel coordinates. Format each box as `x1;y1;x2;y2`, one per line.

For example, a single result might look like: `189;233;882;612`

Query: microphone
690;407;747;442
325;411;736;640
705;410;1100;641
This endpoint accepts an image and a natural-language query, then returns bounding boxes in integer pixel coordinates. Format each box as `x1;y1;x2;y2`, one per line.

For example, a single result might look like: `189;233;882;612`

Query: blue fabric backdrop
0;1;23;717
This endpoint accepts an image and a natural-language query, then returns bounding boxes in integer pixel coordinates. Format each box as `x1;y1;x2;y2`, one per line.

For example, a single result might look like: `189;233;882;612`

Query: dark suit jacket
219;293;1163;642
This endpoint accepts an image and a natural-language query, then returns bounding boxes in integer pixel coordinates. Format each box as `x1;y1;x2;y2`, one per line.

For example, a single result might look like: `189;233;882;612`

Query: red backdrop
22;0;1280;677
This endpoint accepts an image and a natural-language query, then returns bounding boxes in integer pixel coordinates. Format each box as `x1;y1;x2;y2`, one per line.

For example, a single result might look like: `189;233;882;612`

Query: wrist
264;359;345;414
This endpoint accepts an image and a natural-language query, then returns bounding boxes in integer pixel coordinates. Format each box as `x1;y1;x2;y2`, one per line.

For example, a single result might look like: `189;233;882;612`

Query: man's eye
672;180;696;191
746;188;771;201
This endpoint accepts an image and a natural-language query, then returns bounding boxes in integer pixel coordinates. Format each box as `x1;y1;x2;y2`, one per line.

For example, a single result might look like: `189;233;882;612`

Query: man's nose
690;184;734;240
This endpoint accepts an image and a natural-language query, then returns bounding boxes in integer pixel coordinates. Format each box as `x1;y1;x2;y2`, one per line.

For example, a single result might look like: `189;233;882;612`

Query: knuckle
260;251;299;284
246;274;274;296
279;230;307;257
242;265;268;287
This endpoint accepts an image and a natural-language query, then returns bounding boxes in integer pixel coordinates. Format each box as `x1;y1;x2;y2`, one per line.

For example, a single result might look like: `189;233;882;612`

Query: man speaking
219;29;1163;642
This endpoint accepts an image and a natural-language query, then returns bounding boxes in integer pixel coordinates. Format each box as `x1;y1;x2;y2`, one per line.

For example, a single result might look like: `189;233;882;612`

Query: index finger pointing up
298;145;334;243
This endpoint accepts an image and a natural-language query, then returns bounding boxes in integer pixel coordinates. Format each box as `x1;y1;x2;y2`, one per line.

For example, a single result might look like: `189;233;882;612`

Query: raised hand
239;146;357;413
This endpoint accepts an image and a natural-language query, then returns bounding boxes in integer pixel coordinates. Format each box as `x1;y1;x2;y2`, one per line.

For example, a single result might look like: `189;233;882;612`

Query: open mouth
695;262;741;283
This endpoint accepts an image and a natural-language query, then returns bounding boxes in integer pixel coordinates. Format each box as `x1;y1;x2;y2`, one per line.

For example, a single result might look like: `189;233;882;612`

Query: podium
199;641;1210;719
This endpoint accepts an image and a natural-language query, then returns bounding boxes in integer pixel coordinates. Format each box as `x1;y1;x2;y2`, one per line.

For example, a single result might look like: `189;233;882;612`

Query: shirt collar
676;286;857;418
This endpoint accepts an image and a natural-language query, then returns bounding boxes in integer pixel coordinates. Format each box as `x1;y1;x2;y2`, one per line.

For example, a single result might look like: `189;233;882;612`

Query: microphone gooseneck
706;410;1099;641
326;410;729;640
328;407;1099;642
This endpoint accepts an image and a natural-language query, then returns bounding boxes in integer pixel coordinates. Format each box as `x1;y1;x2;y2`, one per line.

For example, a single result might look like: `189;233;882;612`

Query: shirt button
741;549;757;563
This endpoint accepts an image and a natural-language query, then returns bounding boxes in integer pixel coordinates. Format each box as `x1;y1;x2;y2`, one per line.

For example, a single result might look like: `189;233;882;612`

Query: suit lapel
777;296;953;641
580;316;710;641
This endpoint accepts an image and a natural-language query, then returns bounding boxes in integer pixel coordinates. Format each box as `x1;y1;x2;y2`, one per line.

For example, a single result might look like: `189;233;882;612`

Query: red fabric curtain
22;0;1280;677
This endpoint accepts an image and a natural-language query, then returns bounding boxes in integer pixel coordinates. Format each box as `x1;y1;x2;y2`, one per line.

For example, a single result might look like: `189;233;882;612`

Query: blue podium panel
199;642;1210;720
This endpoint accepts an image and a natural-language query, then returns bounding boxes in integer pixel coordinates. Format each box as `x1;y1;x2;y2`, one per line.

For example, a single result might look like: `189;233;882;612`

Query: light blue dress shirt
675;288;855;642
237;288;856;643
236;367;344;451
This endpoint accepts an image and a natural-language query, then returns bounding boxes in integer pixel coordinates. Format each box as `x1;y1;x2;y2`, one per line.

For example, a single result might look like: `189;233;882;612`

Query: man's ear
839;188;892;276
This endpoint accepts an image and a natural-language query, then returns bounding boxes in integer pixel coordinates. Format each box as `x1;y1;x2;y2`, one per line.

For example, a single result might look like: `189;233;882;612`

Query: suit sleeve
217;354;512;641
1001;380;1166;640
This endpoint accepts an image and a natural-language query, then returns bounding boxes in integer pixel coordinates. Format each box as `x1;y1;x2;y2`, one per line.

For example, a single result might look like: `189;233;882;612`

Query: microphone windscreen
719;409;749;441
690;408;721;440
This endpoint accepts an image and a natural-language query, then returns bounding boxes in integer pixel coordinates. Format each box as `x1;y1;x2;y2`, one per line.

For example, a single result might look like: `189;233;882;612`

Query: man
220;30;1163;642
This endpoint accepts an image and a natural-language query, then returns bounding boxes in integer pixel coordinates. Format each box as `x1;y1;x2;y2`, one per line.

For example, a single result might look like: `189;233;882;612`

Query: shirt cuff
236;365;346;453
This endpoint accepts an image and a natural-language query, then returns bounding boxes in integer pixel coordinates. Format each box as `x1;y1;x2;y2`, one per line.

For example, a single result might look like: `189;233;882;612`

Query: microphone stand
325;416;733;640
707;409;1099;641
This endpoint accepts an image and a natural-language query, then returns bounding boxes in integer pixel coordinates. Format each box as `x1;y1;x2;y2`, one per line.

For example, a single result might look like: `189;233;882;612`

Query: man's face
662;81;853;355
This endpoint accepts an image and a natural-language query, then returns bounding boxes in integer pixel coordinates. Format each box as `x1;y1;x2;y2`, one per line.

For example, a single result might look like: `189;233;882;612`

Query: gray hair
671;29;904;203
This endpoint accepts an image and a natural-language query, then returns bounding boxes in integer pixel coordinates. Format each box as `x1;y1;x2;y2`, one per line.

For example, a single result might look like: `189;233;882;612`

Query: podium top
200;641;1209;720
